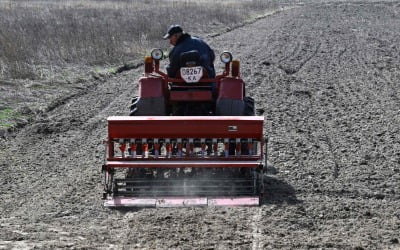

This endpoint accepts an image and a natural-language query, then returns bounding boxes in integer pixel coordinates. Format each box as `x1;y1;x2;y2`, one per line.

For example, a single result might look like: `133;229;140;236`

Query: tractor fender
217;78;244;100
139;77;166;98
216;78;245;116
131;77;166;116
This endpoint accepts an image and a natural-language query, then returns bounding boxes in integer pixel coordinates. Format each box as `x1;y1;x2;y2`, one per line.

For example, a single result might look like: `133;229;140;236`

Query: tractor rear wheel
215;99;244;116
217;96;256;155
128;96;166;171
243;97;255;116
216;96;255;116
129;96;166;116
130;97;140;116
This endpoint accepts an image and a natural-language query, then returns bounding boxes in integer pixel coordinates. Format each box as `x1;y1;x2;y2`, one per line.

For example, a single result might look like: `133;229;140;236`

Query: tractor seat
180;50;200;67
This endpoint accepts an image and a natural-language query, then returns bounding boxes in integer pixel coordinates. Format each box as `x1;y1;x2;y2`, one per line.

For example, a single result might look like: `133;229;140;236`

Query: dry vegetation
0;0;278;80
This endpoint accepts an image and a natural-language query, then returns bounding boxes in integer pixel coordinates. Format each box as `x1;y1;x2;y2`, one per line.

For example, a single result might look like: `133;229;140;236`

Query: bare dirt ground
1;1;400;249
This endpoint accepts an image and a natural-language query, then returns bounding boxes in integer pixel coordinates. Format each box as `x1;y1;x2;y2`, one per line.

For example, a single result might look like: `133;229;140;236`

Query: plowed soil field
1;1;400;249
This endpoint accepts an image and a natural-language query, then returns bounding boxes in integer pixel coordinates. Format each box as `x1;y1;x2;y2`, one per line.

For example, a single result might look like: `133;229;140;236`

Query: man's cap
163;25;183;39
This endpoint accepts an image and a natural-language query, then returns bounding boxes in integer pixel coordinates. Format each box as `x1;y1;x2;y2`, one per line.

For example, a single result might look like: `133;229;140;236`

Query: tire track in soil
216;3;400;248
0;68;142;217
0;7;300;249
251;208;262;250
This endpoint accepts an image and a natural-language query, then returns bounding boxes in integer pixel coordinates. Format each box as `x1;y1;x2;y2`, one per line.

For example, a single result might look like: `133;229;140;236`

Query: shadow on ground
109;174;300;213
261;175;300;205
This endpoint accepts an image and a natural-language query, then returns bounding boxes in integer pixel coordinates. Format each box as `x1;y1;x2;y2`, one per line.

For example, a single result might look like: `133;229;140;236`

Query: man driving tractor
163;25;216;78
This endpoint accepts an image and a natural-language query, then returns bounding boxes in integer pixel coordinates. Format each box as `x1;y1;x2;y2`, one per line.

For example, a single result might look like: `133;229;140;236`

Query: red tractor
130;49;255;116
102;49;266;207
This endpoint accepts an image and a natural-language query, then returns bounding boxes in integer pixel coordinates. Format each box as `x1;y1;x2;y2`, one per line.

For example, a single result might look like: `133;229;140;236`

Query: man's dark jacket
167;33;215;78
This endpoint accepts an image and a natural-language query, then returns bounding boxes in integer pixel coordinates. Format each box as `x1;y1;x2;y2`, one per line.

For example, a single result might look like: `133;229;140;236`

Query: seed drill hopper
102;49;266;207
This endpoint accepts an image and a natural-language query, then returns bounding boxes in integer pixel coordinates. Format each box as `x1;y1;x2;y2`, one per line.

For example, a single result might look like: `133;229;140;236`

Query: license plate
180;66;203;83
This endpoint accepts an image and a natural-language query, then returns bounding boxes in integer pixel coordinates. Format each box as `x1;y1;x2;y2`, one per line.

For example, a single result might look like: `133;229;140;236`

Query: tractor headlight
220;51;233;64
151;48;163;60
